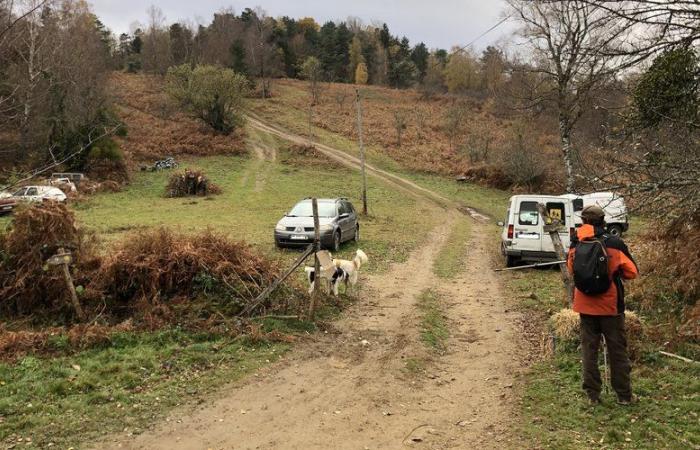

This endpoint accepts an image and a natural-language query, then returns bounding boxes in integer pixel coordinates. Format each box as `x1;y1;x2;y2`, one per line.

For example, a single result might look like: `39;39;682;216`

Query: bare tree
414;107;427;142
443;101;468;152
508;0;633;193
142;5;171;74
300;56;323;105
334;89;349;111
393;109;408;147
245;9;282;99
578;1;700;58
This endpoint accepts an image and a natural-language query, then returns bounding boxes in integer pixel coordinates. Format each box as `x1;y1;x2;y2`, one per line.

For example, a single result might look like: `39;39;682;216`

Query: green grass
0;330;288;448
417;289;449;353
500;236;700;449
74;151;440;275
521;352;700;449
433;217;471;279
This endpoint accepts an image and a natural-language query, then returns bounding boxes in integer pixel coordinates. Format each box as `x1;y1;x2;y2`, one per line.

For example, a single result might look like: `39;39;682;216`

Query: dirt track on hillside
98;120;521;450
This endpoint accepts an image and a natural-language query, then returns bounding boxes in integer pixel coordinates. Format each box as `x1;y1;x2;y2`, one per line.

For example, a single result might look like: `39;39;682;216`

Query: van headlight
275;224;286;232
319;224;333;232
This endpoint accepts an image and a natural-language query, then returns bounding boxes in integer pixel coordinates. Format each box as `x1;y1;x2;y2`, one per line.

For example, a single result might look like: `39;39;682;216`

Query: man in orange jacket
567;205;639;405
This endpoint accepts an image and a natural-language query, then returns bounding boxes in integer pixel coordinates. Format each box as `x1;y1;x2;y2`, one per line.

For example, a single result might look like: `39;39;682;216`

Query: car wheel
607;224;623;237
332;231;341;252
505;254;518;268
353;225;360;242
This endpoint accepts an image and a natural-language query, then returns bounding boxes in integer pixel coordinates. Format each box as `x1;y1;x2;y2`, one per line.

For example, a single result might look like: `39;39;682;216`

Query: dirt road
99;120;521;449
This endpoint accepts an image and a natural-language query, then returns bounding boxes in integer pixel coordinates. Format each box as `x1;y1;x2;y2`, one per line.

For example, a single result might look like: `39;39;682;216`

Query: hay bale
550;309;645;358
166;169;221;197
551;309;581;342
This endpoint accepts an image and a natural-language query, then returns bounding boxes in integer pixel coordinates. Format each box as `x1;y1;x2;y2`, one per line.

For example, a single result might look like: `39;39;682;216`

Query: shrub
166;64;249;134
85;138;129;183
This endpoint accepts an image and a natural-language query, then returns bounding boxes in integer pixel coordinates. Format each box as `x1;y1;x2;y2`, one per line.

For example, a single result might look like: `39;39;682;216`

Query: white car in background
11;186;67;203
560;192;629;236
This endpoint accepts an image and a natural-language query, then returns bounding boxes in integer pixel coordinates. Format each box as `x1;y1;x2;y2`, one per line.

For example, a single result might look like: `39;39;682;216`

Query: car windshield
288;201;337;218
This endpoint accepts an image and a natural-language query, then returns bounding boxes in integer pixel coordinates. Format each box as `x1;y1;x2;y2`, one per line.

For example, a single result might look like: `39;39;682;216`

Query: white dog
304;249;368;296
332;249;368;294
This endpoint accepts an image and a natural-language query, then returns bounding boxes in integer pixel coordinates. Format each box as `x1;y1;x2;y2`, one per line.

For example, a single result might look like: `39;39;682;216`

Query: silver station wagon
274;198;360;251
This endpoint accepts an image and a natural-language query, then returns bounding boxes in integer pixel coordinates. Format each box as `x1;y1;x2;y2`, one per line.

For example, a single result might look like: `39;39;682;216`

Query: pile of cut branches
165;168;221;197
94;228;291;326
0;202;100;320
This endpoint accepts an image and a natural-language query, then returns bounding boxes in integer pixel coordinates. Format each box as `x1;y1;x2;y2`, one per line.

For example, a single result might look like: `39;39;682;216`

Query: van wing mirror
572;199;584;212
497;221;505;227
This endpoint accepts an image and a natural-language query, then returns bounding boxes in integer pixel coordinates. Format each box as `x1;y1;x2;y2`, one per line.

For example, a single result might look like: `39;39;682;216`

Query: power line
458;14;513;53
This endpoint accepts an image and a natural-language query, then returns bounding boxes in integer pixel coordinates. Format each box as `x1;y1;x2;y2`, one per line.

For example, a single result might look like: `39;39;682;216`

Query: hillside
110;73;247;164
251;79;563;189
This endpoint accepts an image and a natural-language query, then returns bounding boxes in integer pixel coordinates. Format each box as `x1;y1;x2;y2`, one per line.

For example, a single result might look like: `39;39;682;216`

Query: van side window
546;202;566;226
518;201;539;225
26;187;38;196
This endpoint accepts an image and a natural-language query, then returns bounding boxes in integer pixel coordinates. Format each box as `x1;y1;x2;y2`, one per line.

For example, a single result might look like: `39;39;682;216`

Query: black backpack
573;236;611;295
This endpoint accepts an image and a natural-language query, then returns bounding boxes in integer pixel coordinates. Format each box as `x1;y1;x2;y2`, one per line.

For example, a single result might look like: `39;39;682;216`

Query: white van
560;192;629;236
499;195;576;267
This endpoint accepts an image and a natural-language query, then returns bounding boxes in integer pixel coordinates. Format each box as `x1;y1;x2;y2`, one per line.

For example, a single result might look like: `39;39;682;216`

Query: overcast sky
90;0;513;51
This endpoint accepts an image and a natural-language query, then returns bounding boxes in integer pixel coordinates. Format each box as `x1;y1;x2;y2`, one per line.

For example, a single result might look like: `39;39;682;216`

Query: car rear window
518;201;539;225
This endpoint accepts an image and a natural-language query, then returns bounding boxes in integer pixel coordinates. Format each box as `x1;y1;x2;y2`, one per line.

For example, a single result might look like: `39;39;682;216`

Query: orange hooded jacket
567;224;639;315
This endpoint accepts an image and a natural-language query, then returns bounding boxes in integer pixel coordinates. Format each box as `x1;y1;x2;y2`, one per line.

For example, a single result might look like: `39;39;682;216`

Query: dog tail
354;249;368;269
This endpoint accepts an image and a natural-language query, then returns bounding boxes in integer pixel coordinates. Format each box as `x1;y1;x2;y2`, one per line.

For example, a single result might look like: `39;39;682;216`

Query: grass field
75;147;441;275
502;263;700;449
0;330;287;447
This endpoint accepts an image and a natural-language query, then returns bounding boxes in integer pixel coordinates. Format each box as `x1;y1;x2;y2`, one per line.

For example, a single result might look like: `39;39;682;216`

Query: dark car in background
0;192;16;215
275;198;360;251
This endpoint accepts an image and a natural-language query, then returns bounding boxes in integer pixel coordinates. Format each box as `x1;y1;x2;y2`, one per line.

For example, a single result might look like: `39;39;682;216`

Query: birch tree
508;0;632;193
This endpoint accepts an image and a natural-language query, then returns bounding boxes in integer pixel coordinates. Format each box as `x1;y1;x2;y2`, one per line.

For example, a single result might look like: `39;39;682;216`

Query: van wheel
505;254;518;268
607;224;623;237
353;225;360;242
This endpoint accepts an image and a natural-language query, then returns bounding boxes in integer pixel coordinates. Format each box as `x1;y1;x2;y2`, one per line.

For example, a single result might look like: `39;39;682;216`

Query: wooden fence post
537;203;574;306
308;198;321;320
47;248;85;321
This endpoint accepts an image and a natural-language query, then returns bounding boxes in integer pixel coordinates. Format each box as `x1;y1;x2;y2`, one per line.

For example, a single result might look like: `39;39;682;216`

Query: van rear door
514;199;542;253
541;200;572;252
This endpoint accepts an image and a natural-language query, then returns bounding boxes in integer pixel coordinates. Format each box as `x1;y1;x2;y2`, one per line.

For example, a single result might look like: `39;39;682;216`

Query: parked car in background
51;172;85;186
560;192;629;236
11;186;67;203
48;177;77;193
499;195;575;267
0;192;16;215
275;198;360;251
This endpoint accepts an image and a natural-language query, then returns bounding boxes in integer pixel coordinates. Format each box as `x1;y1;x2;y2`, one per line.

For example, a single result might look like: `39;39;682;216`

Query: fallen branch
659;351;698;364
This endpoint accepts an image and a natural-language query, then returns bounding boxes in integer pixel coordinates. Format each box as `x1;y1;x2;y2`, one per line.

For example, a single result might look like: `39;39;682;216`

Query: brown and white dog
305;249;368;296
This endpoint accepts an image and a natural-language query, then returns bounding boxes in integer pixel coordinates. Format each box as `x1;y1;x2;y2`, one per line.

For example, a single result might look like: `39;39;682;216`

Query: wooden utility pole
355;87;368;215
308;198;322;320
537;203;574;306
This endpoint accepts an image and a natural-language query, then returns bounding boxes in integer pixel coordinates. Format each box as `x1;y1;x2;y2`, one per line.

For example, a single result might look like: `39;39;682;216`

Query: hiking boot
617;395;637;406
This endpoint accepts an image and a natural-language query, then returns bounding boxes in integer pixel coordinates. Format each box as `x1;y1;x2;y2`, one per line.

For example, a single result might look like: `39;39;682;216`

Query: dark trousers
580;314;632;401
